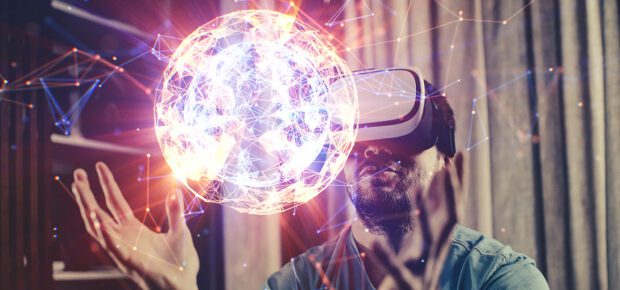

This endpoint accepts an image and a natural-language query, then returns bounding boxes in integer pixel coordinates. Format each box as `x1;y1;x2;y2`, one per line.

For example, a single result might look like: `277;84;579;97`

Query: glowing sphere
155;10;358;214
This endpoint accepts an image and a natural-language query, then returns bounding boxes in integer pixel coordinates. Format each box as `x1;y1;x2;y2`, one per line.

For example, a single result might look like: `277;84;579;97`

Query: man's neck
351;218;390;250
352;213;411;251
351;219;386;287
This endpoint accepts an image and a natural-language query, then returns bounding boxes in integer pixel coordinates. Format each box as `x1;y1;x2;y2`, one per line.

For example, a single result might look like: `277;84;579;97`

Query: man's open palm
72;162;199;290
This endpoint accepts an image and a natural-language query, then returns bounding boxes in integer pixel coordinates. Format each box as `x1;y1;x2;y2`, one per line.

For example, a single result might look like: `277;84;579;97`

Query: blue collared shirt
265;225;549;289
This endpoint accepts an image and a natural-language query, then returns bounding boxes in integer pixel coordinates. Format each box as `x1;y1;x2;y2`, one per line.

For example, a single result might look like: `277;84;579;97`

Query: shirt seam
451;237;511;260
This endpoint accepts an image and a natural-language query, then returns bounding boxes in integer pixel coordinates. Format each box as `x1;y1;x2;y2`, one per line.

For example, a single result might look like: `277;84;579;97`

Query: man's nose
363;145;392;158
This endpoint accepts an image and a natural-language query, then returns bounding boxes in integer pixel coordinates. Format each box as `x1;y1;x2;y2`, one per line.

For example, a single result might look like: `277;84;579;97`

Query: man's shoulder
266;225;549;290
442;225;549;289
450;225;511;255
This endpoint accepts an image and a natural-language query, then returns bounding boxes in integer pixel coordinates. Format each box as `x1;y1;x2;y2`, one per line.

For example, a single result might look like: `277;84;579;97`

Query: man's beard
349;161;423;250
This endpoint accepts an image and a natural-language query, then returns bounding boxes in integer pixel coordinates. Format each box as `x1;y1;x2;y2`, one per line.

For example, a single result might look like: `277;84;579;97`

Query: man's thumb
165;190;185;232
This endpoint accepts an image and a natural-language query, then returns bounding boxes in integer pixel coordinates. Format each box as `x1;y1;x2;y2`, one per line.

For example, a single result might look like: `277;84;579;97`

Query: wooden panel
1;3;10;289
0;2;53;289
0;24;11;289
15;47;26;290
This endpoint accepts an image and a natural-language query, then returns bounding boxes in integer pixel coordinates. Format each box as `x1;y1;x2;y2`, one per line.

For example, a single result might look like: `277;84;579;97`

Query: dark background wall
1;0;54;289
0;0;225;289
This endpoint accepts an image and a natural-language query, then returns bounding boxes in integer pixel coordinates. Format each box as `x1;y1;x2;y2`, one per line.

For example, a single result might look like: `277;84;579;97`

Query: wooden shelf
51;133;147;155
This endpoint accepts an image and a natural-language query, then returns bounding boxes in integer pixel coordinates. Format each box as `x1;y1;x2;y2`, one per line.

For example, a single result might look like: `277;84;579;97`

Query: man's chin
352;189;411;222
353;200;412;237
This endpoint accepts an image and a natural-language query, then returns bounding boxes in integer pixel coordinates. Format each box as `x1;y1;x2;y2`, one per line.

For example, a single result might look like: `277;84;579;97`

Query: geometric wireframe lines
315;202;356;234
155;10;358;215
183;192;206;218
337;0;539;57
0;75;33;109
326;0;374;27
465;70;535;152
41;78;99;135
151;34;183;64
3;48;147;93
136;163;205;218
466;99;489;151
0;48;150;134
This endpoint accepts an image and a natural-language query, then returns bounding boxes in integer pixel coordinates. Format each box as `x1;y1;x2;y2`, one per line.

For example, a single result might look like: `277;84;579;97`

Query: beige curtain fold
341;1;619;289
531;0;571;288
602;0;620;287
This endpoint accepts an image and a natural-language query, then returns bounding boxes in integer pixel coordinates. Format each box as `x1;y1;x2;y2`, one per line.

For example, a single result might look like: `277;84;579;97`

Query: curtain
342;1;620;289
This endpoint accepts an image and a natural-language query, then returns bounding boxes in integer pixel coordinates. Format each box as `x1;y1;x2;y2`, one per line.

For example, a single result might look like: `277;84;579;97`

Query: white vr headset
331;67;456;157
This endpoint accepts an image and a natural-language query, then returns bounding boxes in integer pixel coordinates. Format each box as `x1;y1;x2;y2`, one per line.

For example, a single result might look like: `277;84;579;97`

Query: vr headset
331;67;456;157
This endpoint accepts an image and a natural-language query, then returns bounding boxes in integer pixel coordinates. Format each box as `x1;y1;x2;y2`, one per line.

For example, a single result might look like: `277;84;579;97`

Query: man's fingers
424;169;447;217
165;190;185;233
73;169;104;242
417;169;456;264
374;156;468;290
96;162;134;224
94;209;127;258
73;182;97;239
92;208;133;270
430;169;457;245
91;208;115;249
73;169;100;212
412;188;432;275
424;234;454;290
372;241;418;290
400;187;426;260
453;152;464;186
406;169;458;289
377;276;399;290
96;214;151;290
95;209;153;290
448;152;467;221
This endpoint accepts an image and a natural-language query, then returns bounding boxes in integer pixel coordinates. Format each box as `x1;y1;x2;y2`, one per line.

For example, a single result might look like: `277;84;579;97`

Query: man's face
343;141;443;233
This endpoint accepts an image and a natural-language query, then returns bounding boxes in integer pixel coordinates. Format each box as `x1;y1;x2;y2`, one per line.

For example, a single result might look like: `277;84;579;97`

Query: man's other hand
373;152;467;290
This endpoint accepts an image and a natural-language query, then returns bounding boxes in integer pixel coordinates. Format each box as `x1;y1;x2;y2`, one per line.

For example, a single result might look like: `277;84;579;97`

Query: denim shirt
265;225;549;290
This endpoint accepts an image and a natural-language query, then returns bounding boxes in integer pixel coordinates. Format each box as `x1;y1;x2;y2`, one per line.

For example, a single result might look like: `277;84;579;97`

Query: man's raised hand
72;162;199;290
373;152;467;290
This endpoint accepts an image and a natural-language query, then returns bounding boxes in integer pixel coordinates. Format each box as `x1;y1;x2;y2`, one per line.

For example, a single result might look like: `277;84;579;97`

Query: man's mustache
356;155;403;177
